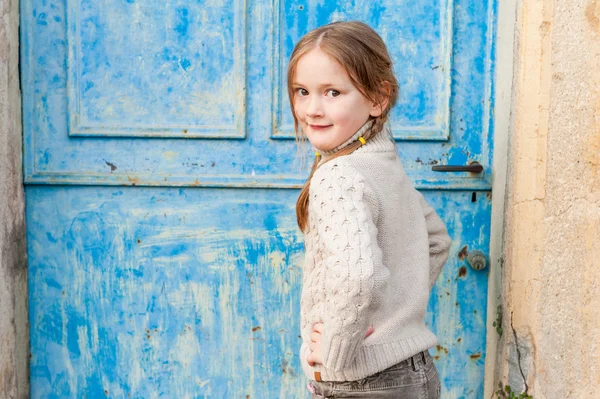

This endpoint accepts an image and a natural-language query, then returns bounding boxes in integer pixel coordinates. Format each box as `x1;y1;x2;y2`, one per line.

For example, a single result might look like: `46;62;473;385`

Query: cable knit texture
300;122;452;382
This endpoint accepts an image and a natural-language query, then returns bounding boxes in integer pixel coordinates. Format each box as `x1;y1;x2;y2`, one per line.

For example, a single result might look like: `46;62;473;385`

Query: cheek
330;107;359;126
331;98;365;122
293;100;306;120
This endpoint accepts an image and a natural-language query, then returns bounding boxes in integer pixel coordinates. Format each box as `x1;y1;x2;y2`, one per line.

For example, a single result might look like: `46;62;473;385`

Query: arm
310;162;386;372
416;191;452;289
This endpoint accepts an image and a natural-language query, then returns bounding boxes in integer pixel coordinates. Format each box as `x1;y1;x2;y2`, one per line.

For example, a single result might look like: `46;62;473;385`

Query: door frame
485;0;518;396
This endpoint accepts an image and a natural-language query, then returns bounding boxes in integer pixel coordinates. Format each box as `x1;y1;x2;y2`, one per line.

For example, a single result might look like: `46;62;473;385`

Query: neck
318;120;374;157
317;120;396;164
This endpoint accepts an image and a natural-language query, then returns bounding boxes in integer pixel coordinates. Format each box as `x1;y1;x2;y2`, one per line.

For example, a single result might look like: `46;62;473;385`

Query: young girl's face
292;48;383;151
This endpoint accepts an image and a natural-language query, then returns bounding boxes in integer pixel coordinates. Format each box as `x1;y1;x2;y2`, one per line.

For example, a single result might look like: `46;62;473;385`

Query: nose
305;96;324;118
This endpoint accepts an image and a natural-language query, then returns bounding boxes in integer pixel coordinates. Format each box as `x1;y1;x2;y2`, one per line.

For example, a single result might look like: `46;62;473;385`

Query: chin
308;139;333;152
306;134;334;150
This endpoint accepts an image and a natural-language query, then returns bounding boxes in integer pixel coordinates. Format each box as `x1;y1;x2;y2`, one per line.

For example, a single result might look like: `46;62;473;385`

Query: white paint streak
76;326;92;374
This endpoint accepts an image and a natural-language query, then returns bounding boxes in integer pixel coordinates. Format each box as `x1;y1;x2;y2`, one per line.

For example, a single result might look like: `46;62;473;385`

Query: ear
369;82;392;118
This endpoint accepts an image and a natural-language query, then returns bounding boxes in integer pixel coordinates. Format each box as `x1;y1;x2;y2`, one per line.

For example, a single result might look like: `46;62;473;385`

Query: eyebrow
291;82;341;89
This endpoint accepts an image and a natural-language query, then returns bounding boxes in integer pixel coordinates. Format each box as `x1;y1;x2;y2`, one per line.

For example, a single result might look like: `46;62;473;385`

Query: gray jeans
308;351;441;398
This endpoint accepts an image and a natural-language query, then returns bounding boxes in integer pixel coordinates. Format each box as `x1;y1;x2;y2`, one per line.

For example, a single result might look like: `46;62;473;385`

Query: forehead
294;48;351;84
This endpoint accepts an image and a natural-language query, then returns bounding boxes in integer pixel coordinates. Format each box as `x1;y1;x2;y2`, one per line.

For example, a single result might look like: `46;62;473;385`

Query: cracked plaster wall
0;0;28;397
500;0;600;397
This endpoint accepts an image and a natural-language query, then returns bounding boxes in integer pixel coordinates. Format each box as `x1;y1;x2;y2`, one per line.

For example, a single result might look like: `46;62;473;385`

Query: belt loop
410;355;417;371
421;351;428;365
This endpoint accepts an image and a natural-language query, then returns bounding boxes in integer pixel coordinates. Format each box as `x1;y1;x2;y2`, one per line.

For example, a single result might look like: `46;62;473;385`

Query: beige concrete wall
0;0;28;397
499;0;600;397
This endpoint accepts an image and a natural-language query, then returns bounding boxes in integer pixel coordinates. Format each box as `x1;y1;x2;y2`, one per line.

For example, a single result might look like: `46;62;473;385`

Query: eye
296;88;309;97
326;89;340;97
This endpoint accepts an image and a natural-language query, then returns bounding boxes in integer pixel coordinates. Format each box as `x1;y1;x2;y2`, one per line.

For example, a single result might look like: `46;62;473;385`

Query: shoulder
311;157;366;193
310;157;379;216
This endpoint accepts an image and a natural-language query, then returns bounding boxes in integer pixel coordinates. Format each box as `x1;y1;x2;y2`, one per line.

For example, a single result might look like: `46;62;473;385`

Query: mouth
308;124;333;131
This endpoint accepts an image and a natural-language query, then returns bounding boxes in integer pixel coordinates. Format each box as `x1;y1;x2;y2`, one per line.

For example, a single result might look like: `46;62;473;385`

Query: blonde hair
287;21;399;232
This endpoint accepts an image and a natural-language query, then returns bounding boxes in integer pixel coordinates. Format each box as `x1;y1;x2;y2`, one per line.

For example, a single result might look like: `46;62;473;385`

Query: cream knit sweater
299;121;452;382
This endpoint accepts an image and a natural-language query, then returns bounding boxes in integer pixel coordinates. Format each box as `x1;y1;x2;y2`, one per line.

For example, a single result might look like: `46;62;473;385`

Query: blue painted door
22;0;497;397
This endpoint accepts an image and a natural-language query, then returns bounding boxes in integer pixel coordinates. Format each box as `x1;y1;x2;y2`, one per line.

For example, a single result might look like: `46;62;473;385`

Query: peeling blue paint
26;187;492;398
28;188;310;397
22;0;496;187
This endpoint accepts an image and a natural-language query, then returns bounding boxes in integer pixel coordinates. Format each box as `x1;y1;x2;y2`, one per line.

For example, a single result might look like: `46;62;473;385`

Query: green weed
495;382;532;399
492;304;503;336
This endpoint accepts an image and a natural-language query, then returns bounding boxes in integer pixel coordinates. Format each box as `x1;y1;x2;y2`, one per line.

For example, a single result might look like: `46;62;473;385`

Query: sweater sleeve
416;191;452;289
309;161;387;372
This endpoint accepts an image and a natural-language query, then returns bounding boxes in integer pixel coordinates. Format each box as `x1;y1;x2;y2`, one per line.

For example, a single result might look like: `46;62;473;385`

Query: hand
306;323;375;367
307;323;323;366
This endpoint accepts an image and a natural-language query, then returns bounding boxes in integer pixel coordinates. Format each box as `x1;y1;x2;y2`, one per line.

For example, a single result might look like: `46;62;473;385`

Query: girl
287;21;452;398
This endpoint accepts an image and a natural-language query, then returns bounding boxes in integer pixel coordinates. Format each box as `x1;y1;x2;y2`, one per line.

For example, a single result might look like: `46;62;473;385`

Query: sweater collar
317;120;396;159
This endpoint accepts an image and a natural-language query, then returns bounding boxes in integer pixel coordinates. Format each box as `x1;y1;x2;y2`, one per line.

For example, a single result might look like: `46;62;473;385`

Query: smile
309;124;332;130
